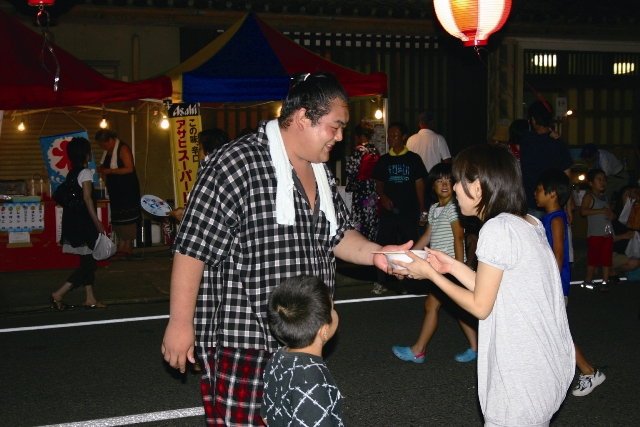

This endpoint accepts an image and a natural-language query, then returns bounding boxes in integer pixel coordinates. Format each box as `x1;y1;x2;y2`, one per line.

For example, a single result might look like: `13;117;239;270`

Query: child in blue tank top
535;168;606;397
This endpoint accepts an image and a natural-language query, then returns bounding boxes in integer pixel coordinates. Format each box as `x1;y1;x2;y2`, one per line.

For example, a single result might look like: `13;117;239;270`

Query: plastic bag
625;231;640;259
619;197;635;225
93;232;116;260
627;203;640;230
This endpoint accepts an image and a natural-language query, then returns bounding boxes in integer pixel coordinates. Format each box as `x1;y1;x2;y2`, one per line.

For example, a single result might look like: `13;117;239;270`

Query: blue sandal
392;346;425;363
454;348;477;363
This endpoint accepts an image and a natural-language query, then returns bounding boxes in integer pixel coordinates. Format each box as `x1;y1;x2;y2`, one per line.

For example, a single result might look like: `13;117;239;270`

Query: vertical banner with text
168;103;202;208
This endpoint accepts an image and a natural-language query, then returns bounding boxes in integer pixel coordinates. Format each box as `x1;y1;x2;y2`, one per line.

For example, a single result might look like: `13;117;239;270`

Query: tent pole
130;107;136;162
383;98;389;153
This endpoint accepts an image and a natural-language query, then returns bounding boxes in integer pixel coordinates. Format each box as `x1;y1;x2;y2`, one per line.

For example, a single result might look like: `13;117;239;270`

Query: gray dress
476;214;575;427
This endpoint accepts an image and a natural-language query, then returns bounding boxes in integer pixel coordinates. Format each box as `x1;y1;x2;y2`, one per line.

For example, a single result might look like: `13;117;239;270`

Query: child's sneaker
580;281;595;289
600;280;610;292
371;282;387;295
571;368;606;396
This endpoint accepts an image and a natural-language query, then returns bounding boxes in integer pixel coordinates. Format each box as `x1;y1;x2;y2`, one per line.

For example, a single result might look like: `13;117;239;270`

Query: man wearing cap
580;143;629;203
406;112;451;173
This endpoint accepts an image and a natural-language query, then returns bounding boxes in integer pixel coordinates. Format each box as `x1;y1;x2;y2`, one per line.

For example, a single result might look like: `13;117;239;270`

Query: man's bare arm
161;253;204;373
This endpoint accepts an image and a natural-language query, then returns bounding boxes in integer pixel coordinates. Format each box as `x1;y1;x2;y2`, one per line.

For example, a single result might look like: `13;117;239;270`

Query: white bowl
385;250;429;270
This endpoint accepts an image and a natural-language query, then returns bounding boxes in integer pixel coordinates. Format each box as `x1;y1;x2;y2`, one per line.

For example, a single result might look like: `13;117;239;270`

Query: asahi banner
168;103;202;208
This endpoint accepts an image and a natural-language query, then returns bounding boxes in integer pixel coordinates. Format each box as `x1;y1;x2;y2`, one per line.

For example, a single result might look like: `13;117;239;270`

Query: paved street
1;275;639;426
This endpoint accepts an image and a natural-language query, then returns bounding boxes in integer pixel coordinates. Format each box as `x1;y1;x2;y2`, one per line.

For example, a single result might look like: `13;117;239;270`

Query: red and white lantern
434;0;512;47
28;0;55;5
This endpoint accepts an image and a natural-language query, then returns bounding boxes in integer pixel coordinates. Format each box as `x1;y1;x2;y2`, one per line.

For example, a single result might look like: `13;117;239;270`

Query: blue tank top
542;210;571;296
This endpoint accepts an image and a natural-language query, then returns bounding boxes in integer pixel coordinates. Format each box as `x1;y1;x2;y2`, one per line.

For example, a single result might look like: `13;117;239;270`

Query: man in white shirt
406;112;451;208
580;143;629;203
406;112;451;172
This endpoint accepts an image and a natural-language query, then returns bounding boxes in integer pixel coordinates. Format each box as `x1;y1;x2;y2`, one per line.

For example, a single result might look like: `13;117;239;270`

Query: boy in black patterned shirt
262;276;344;427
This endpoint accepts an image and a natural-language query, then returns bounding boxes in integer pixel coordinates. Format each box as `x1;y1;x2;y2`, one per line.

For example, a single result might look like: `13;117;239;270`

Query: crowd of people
157;71;640;427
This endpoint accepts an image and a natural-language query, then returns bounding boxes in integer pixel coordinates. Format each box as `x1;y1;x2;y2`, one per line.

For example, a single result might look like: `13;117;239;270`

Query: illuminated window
613;62;636;75
532;54;557;67
524;51;558;74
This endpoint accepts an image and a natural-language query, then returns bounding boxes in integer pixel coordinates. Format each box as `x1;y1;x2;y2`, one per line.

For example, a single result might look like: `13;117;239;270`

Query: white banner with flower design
39;130;99;193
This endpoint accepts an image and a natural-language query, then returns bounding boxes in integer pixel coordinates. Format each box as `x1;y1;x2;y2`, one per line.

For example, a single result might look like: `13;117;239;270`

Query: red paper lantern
434;0;512;47
28;0;55;5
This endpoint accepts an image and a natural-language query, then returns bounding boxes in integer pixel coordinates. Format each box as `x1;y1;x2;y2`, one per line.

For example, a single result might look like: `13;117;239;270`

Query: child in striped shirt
392;163;478;364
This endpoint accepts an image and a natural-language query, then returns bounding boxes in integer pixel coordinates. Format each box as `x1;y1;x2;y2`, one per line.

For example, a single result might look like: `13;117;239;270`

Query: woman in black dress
95;129;141;259
50;137;106;310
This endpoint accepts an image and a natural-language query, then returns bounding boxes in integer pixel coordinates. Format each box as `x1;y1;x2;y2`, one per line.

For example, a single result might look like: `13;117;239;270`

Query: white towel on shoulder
100;138;120;169
265;119;337;236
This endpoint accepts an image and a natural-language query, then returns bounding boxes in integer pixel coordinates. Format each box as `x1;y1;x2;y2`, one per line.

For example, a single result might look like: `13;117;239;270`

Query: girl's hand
95;221;105;234
391;250;436;281
424;249;456;275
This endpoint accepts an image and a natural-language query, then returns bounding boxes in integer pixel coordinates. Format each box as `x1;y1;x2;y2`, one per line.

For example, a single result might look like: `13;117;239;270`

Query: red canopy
0;10;172;110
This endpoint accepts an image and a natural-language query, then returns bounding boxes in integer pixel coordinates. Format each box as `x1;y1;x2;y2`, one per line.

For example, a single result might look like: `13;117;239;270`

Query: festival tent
0;10;172;111
166;12;388;103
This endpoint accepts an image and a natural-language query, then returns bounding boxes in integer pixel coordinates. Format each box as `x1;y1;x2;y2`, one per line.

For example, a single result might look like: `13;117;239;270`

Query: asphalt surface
1;241;640;426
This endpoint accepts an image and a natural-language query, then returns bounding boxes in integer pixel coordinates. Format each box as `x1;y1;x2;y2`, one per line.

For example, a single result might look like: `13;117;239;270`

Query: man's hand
373;241;413;274
161;320;196;374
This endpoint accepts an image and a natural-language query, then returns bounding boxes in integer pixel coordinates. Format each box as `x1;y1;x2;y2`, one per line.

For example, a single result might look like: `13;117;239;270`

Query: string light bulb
18;121;26;131
374;109;383;120
99;118;108;128
160;115;169;129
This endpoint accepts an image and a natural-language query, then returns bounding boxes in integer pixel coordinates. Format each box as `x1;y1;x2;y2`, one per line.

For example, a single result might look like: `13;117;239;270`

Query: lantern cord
38;109;52;137
36;6;61;92
474;46;552;118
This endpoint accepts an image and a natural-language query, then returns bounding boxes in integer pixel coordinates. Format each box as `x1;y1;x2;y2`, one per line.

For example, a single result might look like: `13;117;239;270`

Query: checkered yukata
173;120;353;426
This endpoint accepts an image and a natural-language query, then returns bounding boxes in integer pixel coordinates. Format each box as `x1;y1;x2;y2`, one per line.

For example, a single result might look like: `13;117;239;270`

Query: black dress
103;142;141;226
60;167;99;252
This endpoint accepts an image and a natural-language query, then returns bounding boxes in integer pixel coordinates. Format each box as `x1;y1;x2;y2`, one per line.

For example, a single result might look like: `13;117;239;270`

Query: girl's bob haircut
452;144;528;222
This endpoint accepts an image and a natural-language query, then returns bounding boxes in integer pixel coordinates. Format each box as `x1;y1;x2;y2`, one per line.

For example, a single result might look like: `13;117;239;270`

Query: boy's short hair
536;168;572;208
267;276;333;349
427;163;454;200
587;168;606;183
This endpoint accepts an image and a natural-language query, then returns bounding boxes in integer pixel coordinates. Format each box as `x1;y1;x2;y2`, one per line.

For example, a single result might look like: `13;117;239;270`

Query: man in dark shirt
161;73;408;426
372;121;428;294
520;100;574;221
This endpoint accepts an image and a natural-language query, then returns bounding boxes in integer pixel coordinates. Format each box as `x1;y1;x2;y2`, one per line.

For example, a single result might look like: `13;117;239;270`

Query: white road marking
0;295;428;333
0;315;169;333
36;407;204;427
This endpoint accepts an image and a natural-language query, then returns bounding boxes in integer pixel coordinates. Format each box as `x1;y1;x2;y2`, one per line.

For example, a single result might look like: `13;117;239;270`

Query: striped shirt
173;121;353;354
428;198;464;261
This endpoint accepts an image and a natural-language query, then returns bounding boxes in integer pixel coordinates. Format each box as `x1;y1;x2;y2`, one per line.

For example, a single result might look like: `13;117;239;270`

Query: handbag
93;232;117;260
626;203;640;230
53;177;86;213
625;232;640;259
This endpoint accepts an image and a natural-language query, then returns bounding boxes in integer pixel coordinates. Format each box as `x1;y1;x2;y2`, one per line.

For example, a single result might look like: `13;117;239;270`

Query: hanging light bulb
18;121;26;131
375;109;383;120
160;115;170;129
99;118;108;129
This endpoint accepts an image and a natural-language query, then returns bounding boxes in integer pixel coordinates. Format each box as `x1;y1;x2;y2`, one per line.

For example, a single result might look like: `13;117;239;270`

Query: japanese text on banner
168;103;202;208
